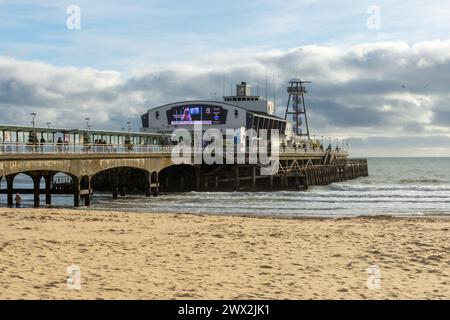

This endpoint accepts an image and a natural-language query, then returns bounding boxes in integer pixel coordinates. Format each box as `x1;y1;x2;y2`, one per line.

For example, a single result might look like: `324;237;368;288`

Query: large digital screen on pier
166;105;227;125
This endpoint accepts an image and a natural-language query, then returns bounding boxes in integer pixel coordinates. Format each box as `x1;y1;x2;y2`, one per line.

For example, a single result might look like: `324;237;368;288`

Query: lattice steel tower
284;78;311;138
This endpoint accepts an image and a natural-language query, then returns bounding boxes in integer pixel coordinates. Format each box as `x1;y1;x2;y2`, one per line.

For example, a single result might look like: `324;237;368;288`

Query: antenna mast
284;78;312;138
272;74;276;109
265;75;268;100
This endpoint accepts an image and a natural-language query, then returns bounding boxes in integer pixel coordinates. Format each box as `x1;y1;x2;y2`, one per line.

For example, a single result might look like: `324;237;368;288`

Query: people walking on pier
15;193;22;208
57;137;63;152
40;137;46;153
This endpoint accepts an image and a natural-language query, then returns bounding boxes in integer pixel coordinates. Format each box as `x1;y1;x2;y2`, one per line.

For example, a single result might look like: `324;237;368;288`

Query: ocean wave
327;184;450;192
398;178;446;184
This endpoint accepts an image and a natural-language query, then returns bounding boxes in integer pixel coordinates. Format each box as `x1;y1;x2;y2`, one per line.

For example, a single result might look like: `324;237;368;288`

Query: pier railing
0;142;173;155
0;142;348;158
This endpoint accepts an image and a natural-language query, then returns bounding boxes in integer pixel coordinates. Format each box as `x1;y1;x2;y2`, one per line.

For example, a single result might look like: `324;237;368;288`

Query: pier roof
0;124;160;137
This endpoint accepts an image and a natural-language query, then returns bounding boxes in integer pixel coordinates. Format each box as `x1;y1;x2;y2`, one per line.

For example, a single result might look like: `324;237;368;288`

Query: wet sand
0;208;449;299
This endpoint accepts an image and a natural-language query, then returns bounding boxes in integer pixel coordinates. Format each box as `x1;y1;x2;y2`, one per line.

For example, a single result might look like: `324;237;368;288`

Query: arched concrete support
0;155;174;179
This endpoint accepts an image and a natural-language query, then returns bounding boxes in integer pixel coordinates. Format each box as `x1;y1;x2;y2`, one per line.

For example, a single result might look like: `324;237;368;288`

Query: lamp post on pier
84;117;91;145
125;121;133;150
29;112;37;144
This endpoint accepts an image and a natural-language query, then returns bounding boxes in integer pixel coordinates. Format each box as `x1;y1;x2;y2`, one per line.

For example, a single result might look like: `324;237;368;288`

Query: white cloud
1;40;450;156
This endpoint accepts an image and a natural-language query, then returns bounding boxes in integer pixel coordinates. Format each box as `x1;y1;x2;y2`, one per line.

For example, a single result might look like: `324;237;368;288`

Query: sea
2;158;450;218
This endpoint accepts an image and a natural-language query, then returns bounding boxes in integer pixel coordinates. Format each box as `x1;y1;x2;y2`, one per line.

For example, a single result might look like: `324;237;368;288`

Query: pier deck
1;142;368;207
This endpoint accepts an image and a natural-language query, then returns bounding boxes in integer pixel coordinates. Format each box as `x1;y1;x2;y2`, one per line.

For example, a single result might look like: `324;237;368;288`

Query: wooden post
215;175;219;189
252;166;256;189
235;166;240;189
304;170;310;188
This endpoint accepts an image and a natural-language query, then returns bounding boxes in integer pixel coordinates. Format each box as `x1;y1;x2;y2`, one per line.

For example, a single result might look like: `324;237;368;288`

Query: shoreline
4;204;450;220
1;207;449;299
49;206;450;220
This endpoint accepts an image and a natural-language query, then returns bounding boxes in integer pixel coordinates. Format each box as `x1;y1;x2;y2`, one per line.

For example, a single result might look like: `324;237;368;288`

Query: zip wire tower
284;78;311;139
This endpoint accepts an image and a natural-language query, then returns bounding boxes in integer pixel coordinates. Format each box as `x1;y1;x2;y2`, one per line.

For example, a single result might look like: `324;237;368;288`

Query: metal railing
0;142;348;158
0;142;173;155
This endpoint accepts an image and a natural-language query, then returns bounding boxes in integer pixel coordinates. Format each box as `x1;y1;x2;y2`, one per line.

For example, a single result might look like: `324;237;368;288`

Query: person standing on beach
15;193;22;208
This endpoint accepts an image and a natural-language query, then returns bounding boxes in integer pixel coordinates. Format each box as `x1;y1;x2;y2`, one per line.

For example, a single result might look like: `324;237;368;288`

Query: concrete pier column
84;194;91;206
6;175;15;207
152;172;159;197
32;175;41;208
215;175;219;189
145;171;151;197
252;166;257;189
44;174;53;206
235;166;240;189
269;174;274;188
180;176;185;190
73;177;80;207
84;176;91;206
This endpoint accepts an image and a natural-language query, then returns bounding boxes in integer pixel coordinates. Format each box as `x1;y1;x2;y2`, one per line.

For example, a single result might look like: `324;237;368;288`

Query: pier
0;79;370;207
0;129;368;208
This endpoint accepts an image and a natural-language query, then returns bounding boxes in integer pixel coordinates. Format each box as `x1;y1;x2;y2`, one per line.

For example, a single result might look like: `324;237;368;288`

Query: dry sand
0;207;449;300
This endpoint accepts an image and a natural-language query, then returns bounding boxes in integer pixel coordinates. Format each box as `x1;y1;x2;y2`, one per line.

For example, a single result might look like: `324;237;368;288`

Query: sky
0;0;450;156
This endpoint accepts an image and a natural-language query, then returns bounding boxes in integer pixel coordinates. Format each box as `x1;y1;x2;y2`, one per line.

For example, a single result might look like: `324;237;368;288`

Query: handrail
0;142;349;158
0;142;173;155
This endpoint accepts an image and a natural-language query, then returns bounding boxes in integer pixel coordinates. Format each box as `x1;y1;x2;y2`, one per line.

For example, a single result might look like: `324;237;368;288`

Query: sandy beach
0;207;449;300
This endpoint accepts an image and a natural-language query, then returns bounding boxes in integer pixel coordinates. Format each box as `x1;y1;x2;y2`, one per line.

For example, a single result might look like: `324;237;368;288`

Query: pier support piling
44;174;53;206
6;175;15;207
145;172;151;197
151;172;159;197
32;174;41;208
73;177;80;207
